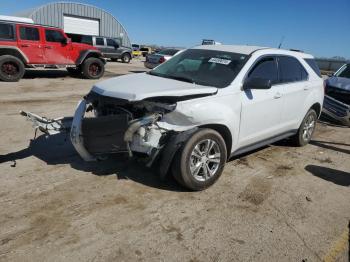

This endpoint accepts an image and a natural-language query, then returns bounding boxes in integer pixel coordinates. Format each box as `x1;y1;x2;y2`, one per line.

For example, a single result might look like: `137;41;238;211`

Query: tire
111;58;119;62
291;109;317;146
0;55;25;82
171;128;227;191
121;53;131;63
81;57;105;79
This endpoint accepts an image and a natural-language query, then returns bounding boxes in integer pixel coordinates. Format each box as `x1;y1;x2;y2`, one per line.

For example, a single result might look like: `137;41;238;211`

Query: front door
17;25;45;64
44;29;70;64
238;56;284;147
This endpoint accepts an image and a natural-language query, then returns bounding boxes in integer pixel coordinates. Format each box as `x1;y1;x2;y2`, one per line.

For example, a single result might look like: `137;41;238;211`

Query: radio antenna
278;36;285;49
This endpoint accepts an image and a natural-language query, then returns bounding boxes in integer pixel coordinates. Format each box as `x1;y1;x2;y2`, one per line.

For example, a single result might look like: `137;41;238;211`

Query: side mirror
62;38;70;45
243;77;272;90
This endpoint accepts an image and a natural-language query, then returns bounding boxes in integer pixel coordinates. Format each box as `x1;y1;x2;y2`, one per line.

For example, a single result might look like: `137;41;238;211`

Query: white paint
64;16;99;36
0;15;34;24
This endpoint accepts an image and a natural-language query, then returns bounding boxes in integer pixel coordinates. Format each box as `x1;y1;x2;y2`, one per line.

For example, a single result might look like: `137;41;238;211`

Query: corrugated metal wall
22;2;131;47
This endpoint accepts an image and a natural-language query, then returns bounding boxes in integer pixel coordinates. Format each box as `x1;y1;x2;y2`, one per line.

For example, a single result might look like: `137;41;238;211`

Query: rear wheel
0;55;25;82
291;109;317;146
81;57;105;79
121;53;131;63
172;128;227;191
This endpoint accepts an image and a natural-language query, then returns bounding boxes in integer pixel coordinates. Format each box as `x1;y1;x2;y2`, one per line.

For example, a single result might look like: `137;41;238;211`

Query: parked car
323;63;350;126
132;44;142;57
0;17;105;81
22;45;324;190
144;48;181;69
140;47;152;57
92;36;132;63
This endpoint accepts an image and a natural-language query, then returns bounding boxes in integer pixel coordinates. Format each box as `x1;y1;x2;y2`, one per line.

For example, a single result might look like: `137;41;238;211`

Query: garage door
64;16;99;36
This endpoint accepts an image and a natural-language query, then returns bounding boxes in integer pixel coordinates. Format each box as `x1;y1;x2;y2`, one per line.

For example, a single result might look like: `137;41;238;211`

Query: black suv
68;34;132;63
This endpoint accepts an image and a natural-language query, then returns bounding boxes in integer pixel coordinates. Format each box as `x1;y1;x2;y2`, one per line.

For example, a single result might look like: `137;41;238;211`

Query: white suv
24;45;324;190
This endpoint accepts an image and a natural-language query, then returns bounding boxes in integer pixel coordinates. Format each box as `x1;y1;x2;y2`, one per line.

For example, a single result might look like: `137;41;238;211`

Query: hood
326;76;350;92
91;73;218;101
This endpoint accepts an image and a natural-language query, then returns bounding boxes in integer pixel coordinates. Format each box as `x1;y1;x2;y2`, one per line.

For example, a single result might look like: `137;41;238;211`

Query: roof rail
289;49;304;53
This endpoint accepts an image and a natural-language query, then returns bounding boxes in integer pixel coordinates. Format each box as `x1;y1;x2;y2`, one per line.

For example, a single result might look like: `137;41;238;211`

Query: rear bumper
322;95;350;126
144;61;159;69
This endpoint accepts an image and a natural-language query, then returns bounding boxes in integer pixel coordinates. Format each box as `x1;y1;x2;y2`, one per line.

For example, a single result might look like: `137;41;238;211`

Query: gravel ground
0;60;349;262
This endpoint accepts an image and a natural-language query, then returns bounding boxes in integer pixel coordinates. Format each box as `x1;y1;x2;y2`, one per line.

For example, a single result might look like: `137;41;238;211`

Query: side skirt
230;130;298;158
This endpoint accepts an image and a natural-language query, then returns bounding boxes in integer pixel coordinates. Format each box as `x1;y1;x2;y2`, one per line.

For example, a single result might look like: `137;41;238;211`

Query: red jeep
0;19;105;81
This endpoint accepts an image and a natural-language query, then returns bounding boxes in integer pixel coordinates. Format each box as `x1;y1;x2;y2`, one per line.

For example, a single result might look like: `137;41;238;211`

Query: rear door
44;28;70;64
238;56;284;147
17;25;45;64
277;56;310;129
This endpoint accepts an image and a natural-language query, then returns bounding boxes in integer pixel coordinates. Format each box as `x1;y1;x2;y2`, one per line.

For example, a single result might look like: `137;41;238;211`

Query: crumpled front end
70;91;195;164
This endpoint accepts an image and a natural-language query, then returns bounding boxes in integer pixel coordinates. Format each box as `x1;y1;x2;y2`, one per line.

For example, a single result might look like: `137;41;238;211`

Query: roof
193;44;314;58
193;45;268;55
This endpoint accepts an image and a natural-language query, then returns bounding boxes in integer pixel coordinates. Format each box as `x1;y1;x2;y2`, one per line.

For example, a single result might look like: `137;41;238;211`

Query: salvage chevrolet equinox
22;45;324;190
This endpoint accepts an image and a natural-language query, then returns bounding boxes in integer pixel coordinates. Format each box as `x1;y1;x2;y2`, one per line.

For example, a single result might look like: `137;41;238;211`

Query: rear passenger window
248;57;278;84
278;56;308;83
96;37;104;46
0;23;14;40
19;26;39;41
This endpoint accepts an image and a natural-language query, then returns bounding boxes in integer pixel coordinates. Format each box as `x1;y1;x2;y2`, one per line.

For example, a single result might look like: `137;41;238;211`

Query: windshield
149;49;248;88
158;49;179;56
336;64;350;78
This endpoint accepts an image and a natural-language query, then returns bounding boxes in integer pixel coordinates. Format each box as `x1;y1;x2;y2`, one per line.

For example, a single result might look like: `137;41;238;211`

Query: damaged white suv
23;45;324;190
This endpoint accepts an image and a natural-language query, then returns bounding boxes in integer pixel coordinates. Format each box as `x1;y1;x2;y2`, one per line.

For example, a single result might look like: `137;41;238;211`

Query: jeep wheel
292;109;317;146
82;58;105;79
172;128;227;191
121;53;131;63
0;55;25;82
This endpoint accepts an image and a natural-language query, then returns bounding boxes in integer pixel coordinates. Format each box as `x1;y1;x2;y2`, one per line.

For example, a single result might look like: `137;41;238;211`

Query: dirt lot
0;60;349;262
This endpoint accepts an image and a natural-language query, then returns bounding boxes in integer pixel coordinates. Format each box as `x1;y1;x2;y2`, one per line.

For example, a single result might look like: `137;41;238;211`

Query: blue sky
1;0;349;58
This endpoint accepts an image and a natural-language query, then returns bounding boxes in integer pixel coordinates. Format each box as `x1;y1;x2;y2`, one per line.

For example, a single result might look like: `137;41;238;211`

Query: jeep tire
291;109;317;146
81;57;105;79
172;128;227;191
121;53;131;63
0;55;25;82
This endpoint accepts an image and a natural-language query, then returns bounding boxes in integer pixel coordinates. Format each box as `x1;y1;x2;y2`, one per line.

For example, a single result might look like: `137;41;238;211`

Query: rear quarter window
0;23;15;40
304;58;321;77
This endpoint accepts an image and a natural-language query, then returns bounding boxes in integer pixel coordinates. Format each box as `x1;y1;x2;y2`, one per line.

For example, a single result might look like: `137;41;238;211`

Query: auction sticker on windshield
208;58;232;65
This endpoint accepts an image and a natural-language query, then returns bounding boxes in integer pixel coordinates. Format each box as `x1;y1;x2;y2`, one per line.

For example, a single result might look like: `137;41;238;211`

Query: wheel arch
310;102;322;118
77;50;105;65
199;124;233;159
0;47;28;64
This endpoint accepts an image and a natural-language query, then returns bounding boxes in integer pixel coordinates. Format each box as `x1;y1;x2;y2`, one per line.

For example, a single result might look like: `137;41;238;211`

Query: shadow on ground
310;140;350;155
0;133;185;192
23;69;123;79
305;165;350;186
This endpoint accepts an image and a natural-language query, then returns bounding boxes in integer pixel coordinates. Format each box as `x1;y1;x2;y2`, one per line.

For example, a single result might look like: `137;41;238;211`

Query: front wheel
291;109;317;146
81;58;105;79
172;128;227;191
121;53;131;63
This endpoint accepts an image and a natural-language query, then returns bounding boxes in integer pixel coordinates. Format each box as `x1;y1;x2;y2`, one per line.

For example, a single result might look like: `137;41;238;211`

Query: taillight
159;56;165;63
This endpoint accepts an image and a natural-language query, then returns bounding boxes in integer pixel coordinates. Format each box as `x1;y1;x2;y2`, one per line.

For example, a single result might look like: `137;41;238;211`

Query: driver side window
248;57;278;84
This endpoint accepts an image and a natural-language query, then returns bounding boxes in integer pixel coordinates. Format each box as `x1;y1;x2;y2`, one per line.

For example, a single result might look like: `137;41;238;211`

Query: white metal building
16;2;131;47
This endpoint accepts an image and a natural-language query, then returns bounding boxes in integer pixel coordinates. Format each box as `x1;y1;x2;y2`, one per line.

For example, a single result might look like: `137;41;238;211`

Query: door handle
20;44;30;47
274;92;282;99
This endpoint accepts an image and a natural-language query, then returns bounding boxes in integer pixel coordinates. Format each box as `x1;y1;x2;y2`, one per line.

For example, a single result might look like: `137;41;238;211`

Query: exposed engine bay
21;91;197;169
